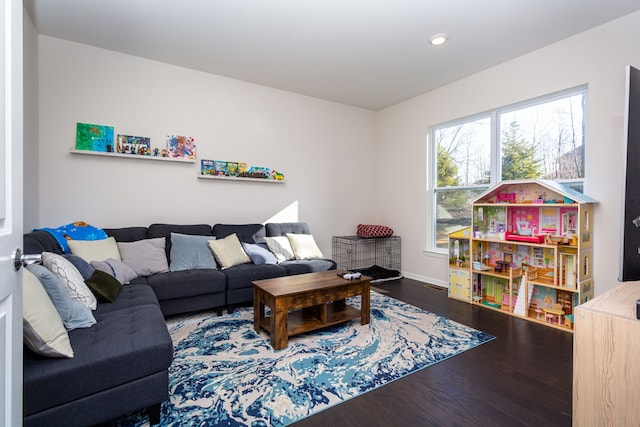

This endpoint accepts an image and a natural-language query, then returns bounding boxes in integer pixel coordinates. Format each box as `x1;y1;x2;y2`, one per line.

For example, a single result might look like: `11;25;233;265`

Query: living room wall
374;10;640;295
34;36;377;254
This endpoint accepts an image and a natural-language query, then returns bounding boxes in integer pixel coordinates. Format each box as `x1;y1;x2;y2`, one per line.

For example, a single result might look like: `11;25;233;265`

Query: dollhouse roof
471;179;598;204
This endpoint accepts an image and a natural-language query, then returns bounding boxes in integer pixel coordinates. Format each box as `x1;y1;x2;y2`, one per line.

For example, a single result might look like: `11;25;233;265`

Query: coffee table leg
361;283;370;325
253;287;262;333
272;299;288;350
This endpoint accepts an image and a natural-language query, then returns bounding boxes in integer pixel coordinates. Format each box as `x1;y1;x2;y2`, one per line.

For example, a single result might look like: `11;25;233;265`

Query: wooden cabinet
447;179;597;332
573;281;640;425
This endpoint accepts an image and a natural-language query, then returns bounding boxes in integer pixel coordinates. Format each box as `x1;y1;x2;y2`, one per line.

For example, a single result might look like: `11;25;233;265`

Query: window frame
429;85;588;253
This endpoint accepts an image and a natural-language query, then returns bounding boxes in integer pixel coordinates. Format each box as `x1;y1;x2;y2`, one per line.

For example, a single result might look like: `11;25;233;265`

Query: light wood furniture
573;281;640;425
447;179;597;332
252;270;371;350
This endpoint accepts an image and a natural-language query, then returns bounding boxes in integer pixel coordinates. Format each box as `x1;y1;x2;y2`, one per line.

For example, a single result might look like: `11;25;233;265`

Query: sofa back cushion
213;224;265;243
24;230;64;255
265;222;311;237
104;227;149;243
148;224;213;260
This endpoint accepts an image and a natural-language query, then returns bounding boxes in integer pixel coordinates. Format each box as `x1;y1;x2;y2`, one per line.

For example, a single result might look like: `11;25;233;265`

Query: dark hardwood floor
292;277;573;427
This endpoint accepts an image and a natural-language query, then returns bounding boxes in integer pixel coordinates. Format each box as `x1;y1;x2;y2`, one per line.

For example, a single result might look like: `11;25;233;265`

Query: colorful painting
201;158;285;180
76;122;114;152
117;134;151;155
166;135;196;160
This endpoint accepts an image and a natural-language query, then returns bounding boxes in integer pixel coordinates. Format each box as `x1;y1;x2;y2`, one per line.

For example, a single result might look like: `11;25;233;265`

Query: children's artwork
166;135;196;160
201;158;285;180
76;122;114;152
117;135;151;155
201;159;215;175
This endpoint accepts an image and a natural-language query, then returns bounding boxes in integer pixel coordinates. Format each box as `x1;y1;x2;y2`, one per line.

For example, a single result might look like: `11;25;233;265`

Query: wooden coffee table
252;270;371;350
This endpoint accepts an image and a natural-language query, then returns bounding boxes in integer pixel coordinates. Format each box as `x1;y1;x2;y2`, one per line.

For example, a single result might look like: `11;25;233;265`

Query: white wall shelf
70;148;196;163
197;174;285;183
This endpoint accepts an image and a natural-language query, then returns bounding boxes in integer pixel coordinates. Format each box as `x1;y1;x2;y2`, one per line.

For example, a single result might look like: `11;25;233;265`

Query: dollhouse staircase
513;276;534;316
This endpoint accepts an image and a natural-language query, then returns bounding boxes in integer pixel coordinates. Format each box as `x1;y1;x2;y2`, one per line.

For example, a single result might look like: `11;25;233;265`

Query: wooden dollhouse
447;179;597;332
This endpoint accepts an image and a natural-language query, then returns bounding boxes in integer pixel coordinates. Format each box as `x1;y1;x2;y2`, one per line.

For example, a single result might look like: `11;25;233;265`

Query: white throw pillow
43;252;98;310
23;268;74;358
68;236;121;262
287;233;324;259
264;236;295;263
208;233;251;269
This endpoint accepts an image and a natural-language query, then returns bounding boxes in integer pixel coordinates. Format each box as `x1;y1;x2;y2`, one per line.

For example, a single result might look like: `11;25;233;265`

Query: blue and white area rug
113;292;494;427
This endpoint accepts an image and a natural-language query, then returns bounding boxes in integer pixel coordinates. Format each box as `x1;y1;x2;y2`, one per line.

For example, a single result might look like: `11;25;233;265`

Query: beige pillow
68;237;121;262
208;233;251;269
23;268;74;358
287;233;324;259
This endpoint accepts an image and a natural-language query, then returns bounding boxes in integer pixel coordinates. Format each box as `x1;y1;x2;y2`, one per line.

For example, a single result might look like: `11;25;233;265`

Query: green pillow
84;270;123;303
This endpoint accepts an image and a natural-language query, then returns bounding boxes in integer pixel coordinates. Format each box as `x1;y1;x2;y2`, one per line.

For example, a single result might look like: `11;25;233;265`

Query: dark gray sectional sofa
22;221;336;426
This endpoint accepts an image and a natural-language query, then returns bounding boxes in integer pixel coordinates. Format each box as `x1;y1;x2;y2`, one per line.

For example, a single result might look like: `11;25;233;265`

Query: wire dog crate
332;235;401;271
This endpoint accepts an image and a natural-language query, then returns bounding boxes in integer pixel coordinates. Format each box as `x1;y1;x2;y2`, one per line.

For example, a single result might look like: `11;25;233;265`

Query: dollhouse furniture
543;303;564;324
447;179;597;332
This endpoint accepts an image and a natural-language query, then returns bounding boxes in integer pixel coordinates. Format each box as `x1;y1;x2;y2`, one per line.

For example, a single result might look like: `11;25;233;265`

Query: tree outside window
432;87;586;250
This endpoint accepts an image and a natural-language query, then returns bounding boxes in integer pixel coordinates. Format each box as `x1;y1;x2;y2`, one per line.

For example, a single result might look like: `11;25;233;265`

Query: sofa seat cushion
93;284;159;316
23;304;172;417
145;269;226;301
222;263;287;290
279;259;338;275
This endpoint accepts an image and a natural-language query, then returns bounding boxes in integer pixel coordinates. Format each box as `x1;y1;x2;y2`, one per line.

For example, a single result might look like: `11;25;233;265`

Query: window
431;86;586;250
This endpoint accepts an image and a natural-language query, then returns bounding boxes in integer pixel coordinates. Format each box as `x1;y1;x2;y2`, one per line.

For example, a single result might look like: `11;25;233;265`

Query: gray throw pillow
62;253;95;280
169;233;217;271
26;264;97;331
90;258;138;285
242;242;278;265
117;238;169;276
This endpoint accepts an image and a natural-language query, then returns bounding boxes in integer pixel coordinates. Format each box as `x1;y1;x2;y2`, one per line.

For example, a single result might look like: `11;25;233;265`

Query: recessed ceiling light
429;33;448;46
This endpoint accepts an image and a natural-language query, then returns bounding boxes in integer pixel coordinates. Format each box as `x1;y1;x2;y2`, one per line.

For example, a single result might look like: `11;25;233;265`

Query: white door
0;0;24;426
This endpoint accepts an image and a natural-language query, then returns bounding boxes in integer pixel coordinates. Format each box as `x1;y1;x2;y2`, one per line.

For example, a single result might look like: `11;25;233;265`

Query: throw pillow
90;258;138;284
356;224;394;238
68;236;121;262
26;264;97;331
242;242;278;265
117;237;170;276
208;233;251;269
42;252;97;310
23;268;74;358
169;233;217;271
264;236;295;263
286;233;324;259
84;270;123;302
62;253;95;280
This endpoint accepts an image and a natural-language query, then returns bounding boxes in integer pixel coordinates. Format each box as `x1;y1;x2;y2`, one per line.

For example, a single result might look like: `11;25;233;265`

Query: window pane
435;188;486;249
500;92;585;181
435;117;491;187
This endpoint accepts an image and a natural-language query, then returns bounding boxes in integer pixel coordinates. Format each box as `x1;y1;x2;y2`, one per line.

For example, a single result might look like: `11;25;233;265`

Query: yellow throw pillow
208;233;251;269
68;236;121;262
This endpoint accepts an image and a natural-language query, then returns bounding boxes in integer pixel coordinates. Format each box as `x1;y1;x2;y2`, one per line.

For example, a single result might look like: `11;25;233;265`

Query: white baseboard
401;271;448;289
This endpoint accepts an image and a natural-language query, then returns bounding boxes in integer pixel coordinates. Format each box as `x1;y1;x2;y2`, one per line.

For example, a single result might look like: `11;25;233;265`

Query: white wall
23;9;38;232
36;36;377;254
375;11;640;295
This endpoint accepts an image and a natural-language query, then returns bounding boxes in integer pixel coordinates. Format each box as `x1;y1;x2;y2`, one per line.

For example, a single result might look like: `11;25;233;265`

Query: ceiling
25;0;640;111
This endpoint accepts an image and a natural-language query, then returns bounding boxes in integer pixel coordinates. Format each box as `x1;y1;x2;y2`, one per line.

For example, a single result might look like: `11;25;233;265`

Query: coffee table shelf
260;303;361;337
